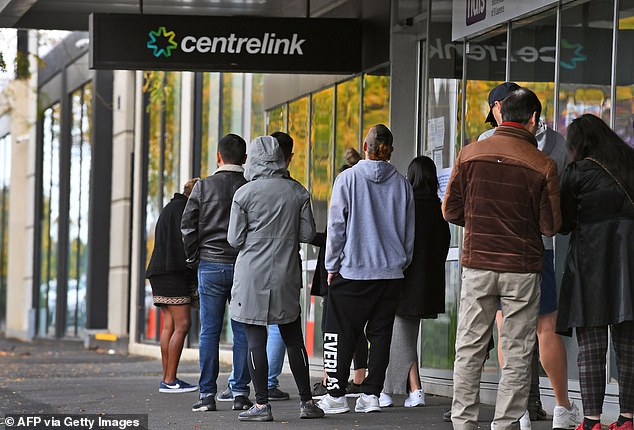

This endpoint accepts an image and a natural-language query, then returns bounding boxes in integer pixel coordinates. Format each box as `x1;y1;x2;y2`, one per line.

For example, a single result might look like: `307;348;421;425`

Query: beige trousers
451;267;540;430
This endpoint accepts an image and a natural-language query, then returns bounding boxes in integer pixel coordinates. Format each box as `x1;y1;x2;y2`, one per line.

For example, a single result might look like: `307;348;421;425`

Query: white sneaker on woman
379;392;393;407
404;389;425;407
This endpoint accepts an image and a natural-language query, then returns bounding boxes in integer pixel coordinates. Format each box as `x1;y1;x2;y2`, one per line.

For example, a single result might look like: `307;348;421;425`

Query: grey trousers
451;268;540;430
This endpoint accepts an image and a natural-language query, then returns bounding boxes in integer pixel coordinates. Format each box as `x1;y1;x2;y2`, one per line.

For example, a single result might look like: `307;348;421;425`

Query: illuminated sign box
90;13;362;74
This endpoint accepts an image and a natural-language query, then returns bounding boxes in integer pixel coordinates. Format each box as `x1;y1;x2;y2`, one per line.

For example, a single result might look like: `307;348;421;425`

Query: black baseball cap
485;82;520;124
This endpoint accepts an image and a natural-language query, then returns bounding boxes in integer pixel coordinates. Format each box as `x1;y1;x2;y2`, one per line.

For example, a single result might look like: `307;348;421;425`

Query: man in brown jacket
443;87;561;430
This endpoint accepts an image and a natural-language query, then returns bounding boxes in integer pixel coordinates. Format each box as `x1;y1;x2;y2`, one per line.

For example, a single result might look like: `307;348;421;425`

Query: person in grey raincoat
227;135;323;422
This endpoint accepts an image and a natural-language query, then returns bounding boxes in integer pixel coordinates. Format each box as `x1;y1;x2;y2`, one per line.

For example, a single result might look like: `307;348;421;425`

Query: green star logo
560;38;587;70
147;26;178;58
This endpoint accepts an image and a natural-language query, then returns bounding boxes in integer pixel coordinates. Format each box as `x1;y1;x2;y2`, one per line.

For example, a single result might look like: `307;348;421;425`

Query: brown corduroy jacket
442;123;561;273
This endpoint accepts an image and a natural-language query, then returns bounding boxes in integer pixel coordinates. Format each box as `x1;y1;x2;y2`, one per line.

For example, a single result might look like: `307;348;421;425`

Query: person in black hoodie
146;177;200;394
380;156;450;408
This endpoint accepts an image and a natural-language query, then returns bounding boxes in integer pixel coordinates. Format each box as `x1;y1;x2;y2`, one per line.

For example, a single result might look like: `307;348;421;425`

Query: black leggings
244;317;312;404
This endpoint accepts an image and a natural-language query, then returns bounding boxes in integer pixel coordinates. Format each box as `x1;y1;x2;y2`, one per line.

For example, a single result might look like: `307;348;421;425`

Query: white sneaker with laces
317;394;350;414
355;393;381;413
552;403;581;430
379;392;393;408
404;389;425;407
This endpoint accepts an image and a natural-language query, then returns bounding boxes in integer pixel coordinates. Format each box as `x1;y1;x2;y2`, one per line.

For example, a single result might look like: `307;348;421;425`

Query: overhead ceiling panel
5;0;362;31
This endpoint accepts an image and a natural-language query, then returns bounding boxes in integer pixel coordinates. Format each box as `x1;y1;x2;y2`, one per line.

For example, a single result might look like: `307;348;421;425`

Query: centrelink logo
147;26;178;58
146;26;306;58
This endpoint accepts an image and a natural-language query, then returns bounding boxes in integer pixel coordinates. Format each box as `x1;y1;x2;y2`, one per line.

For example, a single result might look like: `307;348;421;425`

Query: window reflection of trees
363;73;390;131
39;103;61;337
288;97;309;187
310;88;334;229
201;73;220;177
0;133;10;330
336;77;361;171
66;83;92;336
266;105;287;137
616;0;634;147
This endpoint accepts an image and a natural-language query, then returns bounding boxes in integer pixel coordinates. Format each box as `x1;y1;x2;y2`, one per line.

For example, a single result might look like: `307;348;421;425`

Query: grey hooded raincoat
228;136;316;326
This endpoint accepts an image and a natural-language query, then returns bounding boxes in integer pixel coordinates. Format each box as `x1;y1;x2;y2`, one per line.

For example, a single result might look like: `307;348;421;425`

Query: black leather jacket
181;168;247;264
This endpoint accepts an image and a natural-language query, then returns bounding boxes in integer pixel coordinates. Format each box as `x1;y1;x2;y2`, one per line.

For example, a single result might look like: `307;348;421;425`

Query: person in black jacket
380;156;450;408
557;114;634;430
180;134;251;413
146;177;200;394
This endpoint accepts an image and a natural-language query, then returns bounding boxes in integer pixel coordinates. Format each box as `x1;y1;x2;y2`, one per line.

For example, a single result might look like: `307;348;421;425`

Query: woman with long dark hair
557;114;634;430
380;156;450;408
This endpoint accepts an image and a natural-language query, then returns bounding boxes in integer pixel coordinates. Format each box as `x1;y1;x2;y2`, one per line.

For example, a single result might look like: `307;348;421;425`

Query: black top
397;189;450;319
146;193;192;280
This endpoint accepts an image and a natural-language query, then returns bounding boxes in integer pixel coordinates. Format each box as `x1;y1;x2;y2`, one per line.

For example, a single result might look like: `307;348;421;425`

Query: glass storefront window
266;104;287;135
0;133;10;331
250;74;265;139
143;71;182;343
335;77;361;171
464;30;508;145
307;88;334;358
288;97;309;187
558;0;614;135
615;0;634;147
420;7;464;372
222;73;244;136
39;103;61;337
66;82;92;337
510;11;557;128
200;73;220;177
363;70;391;132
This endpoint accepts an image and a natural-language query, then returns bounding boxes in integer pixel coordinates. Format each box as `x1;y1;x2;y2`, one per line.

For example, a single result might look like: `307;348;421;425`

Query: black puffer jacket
181;169;247;264
556;159;634;335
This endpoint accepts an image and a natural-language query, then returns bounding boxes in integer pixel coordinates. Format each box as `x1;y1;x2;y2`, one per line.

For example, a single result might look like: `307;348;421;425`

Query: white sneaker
379;392;393;408
355;393;381;413
520;410;532;430
553;403;581;430
404;389;425;407
317;394;350;414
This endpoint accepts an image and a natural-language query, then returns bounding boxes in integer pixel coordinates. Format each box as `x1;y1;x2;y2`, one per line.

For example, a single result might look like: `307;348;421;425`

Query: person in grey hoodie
317;124;415;415
227;135;323;422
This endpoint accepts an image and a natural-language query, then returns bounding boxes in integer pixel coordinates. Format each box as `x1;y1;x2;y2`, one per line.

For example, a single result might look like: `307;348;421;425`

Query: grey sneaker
217;386;233;402
300;400;325;419
238;404;274;422
355;394;381;413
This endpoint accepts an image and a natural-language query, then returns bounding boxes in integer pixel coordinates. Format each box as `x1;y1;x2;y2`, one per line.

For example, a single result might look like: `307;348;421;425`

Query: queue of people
144;90;633;428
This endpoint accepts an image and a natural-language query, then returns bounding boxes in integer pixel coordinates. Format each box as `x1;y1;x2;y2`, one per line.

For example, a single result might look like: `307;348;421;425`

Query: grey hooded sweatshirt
325;159;415;280
228;136;316;326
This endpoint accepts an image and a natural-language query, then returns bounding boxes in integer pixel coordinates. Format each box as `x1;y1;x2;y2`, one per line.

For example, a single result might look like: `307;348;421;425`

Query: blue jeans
267;324;286;389
198;261;250;398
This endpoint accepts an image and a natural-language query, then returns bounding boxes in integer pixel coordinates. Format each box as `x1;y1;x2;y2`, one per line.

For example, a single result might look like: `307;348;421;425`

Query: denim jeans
267;324;287;389
198;261;250;398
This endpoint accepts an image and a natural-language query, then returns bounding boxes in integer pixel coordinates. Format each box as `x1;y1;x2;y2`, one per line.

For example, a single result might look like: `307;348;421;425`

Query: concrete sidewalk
0;337;555;430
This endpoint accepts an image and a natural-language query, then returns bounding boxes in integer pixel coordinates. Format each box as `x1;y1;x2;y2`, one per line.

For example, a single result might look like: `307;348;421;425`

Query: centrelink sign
90;13;362;73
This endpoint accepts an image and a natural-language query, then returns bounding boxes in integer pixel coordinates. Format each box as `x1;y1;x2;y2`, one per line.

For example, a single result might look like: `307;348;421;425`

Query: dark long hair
407;156;439;195
566;113;634;198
